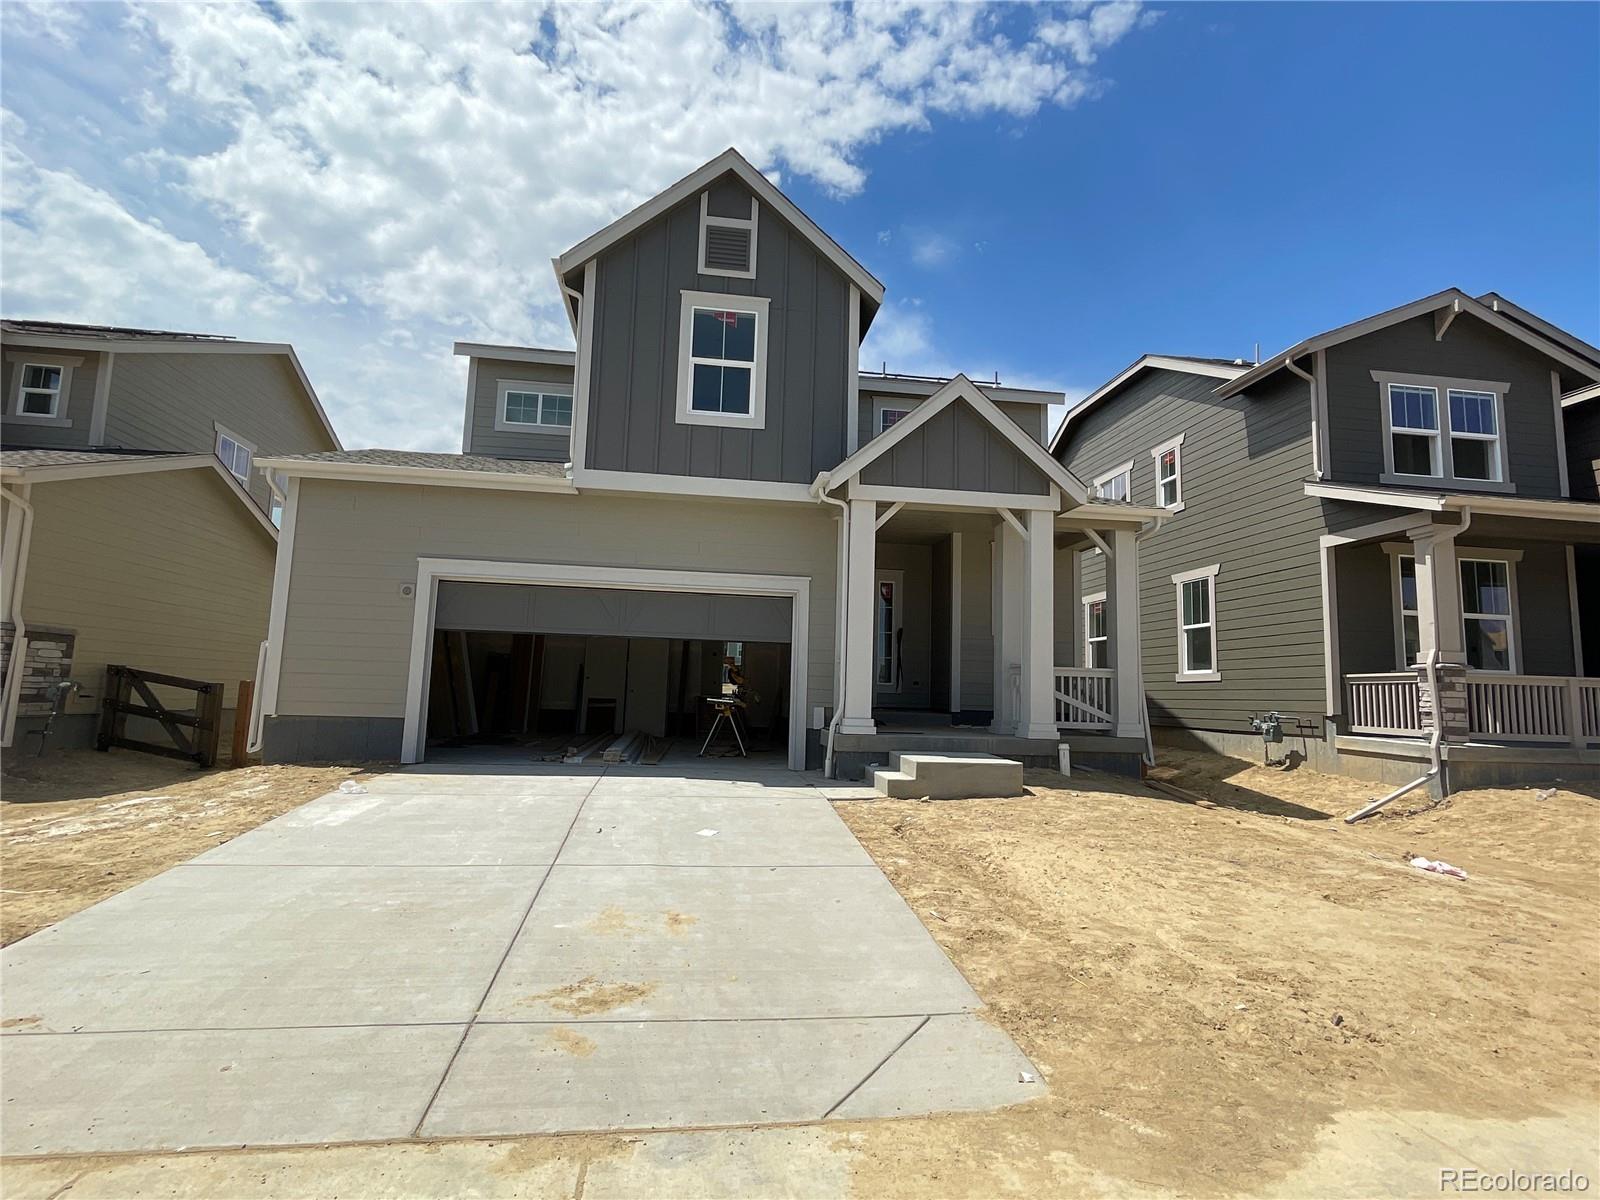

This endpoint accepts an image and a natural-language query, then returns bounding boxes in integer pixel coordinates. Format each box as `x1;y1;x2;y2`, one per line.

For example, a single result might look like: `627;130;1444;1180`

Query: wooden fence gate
96;665;224;768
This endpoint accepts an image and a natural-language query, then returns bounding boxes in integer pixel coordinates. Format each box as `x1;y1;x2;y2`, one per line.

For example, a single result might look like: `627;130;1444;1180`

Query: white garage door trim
402;557;812;770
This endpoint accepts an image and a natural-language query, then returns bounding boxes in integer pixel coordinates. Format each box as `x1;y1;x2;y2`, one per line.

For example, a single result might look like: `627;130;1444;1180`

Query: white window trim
495;380;574;433
1082;590;1108;669
675;290;770;430
1381;542;1523;672
1373;370;1514;493
1444;386;1505;485
872;396;914;436
1171;563;1221;682
1149;433;1185;512
697;192;758;279
873;568;905;693
1092;459;1134;503
214;422;256;485
6;353;81;427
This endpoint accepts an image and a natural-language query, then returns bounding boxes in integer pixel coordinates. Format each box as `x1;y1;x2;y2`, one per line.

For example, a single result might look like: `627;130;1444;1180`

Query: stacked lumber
562;731;612;763
601;731;646;763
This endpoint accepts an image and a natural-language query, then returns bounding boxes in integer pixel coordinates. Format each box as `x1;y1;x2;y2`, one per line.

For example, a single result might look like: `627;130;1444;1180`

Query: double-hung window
1446;389;1501;482
498;383;572;430
1375;372;1509;488
215;424;254;484
1460;558;1514;671
1083;593;1108;669
1092;461;1133;502
1150;434;1184;510
1386;383;1440;477
1172;564;1220;681
676;290;769;429
15;363;63;417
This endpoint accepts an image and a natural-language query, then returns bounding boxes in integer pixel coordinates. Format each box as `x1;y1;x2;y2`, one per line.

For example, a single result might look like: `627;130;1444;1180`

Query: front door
874;569;905;697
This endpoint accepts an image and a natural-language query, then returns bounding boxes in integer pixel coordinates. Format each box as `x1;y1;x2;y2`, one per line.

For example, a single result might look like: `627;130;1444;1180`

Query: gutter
0;484;37;749
1282;353;1323;478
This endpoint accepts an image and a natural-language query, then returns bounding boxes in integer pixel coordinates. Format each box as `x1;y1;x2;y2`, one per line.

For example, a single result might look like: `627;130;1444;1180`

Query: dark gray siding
1565;402;1600;501
585;171;851;483
1335;542;1401;675
860;401;1050;494
1325;313;1567;497
465;357;573;461
1499;540;1576;676
1058;368;1326;732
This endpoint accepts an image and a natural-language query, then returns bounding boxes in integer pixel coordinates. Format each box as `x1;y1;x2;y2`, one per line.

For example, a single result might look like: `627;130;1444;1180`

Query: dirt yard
2;749;364;945
2;748;1595;1198
829;750;1600;1196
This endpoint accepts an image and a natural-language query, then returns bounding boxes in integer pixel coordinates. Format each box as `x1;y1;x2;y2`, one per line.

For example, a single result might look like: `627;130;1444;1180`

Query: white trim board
256;457;576;494
1049;355;1248;455
1304;479;1600;523
452;341;576;367
400;558;811;770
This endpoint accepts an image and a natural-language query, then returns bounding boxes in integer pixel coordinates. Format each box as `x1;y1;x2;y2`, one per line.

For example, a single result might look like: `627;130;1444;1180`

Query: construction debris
601;731;646;764
1409;856;1468;880
562;732;612;763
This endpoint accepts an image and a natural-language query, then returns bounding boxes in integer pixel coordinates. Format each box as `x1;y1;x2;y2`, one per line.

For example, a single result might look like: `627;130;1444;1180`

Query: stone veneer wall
0;622;78;715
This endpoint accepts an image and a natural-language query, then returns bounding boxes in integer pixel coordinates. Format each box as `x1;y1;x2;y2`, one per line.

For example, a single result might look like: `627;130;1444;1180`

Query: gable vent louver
704;225;752;273
698;192;758;278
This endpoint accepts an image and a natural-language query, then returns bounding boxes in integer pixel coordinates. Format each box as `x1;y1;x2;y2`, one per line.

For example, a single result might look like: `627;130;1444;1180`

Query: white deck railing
1055;666;1114;730
1345;671;1600;746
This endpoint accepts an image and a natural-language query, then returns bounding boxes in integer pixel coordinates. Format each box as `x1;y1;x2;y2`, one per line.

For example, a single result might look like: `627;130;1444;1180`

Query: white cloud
1;0;1158;451
909;231;958;268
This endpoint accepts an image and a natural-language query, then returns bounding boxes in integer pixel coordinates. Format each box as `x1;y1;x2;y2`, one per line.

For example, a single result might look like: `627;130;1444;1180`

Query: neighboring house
1052;291;1600;792
0;321;341;751
254;149;1159;776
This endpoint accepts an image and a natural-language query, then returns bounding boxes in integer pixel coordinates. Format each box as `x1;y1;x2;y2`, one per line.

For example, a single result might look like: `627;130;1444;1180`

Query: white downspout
811;474;850;778
1283;353;1322;479
1;484;37;749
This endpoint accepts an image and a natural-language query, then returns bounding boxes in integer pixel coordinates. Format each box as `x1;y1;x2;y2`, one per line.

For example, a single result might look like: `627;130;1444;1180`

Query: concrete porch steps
872;752;1025;800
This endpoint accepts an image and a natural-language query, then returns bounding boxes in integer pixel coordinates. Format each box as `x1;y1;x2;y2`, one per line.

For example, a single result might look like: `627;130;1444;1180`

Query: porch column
991;516;1025;734
1409;524;1471;743
1108;526;1145;740
838;498;877;735
1018;508;1058;739
1411;526;1466;665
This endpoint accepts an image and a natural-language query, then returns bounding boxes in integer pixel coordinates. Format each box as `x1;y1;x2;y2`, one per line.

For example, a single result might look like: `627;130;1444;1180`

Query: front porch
1326;504;1600;772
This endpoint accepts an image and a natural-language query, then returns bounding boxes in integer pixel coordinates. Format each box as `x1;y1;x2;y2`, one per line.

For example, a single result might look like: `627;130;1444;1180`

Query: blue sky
2;2;1595;449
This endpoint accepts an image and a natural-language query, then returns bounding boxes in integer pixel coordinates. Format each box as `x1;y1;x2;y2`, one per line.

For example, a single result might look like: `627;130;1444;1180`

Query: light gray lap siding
1059;368;1328;732
1325;313;1567;497
584;172;851;484
859;402;1050;494
465;357;574;461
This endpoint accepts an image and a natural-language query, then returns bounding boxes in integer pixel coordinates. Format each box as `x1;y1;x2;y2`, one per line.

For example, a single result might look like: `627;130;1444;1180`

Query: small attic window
698;192;757;278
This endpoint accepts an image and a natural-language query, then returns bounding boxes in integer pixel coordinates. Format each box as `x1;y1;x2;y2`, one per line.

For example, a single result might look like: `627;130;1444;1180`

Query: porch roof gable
821;373;1090;505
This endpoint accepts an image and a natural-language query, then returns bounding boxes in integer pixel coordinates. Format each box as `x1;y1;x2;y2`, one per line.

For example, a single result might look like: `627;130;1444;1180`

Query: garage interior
423;581;791;763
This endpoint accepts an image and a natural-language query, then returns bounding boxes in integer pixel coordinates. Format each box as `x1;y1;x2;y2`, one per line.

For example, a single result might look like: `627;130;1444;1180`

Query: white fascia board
255;458;577;493
209;460;279;540
1048;355;1248;455
574;468;814;504
1057;502;1168;524
1304;480;1448;511
554;148;885;304
1563;381;1600;407
1438;493;1600;522
2;332;343;450
452;341;576;367
827;373;1089;504
1219;289;1600;400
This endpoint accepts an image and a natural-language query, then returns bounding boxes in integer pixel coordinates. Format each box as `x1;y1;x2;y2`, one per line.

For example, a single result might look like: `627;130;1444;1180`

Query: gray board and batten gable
463;354;575;462
859;399;1053;495
1059;364;1331;733
580;170;858;485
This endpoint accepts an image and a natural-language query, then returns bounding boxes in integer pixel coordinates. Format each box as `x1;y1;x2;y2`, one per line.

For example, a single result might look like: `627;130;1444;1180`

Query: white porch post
1108;526;1144;739
991;516;1025;734
1019;509;1058;739
838;498;878;734
1411;526;1466;664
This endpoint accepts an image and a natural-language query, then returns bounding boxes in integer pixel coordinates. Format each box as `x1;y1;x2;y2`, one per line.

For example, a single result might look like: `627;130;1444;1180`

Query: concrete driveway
1;753;1042;1156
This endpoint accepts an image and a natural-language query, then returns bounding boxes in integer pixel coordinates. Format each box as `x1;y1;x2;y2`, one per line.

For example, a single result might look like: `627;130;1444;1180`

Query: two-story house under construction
252;150;1159;776
0;321;341;752
1052;291;1600;793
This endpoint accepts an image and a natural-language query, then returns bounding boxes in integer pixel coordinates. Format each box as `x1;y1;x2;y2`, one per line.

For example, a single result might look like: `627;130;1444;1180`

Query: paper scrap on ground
1410;856;1467;880
696;829;719;838
337;781;367;794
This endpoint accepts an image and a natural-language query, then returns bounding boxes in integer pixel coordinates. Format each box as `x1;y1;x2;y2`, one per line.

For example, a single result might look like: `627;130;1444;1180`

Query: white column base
835;716;878;735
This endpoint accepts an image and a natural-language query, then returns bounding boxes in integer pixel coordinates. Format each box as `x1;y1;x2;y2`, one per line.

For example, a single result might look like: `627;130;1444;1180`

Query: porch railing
1344;673;1423;736
1345;672;1600;746
1055;666;1114;730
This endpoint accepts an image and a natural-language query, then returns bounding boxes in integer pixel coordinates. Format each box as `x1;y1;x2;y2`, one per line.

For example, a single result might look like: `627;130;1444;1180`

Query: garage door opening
416;577;798;766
